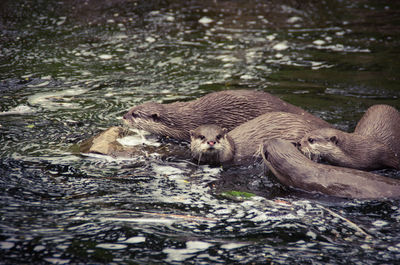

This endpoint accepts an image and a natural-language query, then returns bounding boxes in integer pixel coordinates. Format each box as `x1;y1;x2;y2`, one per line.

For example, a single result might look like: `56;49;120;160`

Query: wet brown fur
354;104;400;156
262;138;400;199
123;90;331;141
190;112;331;165
299;105;400;171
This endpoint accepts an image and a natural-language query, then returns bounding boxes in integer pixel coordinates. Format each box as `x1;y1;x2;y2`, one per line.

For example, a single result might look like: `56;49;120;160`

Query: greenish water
1;0;400;264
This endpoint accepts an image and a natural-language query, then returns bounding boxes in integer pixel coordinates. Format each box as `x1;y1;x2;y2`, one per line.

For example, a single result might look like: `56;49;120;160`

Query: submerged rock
79;126;189;160
80;126;136;157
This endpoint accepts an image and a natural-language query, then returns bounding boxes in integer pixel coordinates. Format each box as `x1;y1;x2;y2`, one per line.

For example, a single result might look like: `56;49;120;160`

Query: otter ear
222;128;228;134
330;136;338;145
189;130;195;137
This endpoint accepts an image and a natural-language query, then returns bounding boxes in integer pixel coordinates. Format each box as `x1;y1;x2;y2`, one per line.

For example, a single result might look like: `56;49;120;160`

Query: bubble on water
199;16;213;25
96;243;127;250
220;242;248;250
146;36;156;43
99;54;113;60
372;220;389;227
79;70;91;76
313;40;326;46
240;74;255;80
0;241;14;250
266;34;276;41
361;244;371;250
34;245;46;252
287;16;302;24
44;258;70;264
163;240;213;262
121;236;146;244
273;42;289;51
215;54;241;62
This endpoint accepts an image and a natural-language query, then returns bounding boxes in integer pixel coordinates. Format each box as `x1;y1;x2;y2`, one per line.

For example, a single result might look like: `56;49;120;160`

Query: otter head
189;124;234;164
123;102;188;140
298;128;340;163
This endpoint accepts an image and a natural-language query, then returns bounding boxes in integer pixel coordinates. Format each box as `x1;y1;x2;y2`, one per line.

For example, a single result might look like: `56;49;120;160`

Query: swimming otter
190;112;332;165
123;90;331;141
262;138;400;199
298;105;400;171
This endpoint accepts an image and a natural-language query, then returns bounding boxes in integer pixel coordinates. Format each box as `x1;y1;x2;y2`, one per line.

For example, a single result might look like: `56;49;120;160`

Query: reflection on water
1;0;400;264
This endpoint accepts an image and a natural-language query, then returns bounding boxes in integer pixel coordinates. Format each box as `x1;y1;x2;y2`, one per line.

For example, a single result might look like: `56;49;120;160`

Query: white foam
117;134;161;147
199;16;213;25
99;54;113;60
0;105;35;115
273;42;289;51
28;87;89;110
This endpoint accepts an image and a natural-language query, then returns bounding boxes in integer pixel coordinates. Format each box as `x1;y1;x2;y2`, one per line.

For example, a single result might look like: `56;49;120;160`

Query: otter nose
207;141;216;146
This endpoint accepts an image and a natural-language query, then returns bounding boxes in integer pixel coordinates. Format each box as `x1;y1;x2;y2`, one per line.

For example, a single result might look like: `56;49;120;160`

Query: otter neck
219;134;235;163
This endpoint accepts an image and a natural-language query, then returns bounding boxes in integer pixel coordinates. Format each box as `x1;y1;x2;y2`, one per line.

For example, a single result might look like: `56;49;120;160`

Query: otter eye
308;137;315;144
216;134;222;140
199;135;205;140
151;113;159;120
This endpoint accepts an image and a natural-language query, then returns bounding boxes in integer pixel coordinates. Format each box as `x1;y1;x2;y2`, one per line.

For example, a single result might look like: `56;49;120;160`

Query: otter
261;138;400;199
190;112;332;165
123;90;331;141
298;105;400;171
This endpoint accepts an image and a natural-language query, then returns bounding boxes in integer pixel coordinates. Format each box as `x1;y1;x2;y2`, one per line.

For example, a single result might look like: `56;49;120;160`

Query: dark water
1;0;400;264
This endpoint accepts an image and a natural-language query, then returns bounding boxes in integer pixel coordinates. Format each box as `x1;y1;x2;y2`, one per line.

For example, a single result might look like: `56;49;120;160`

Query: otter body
262;139;400;199
190;112;332;165
299;105;400;170
354;104;400;156
123;90;331;141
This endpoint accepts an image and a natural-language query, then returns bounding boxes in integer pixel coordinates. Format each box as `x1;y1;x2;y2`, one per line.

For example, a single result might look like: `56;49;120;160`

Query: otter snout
207;141;216;147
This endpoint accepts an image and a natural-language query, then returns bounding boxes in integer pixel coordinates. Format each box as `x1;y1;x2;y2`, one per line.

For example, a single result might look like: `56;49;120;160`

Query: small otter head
123;102;164;126
189;124;234;165
123;102;188;140
298;128;340;163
